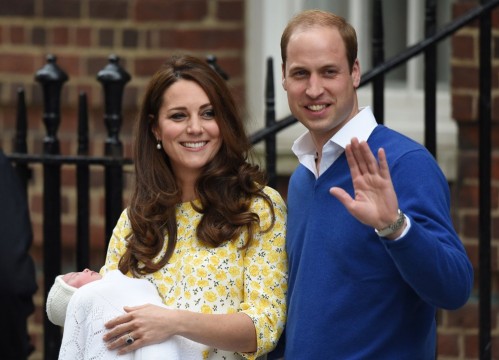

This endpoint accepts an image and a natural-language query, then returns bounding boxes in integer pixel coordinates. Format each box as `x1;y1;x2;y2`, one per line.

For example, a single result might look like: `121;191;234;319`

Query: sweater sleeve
238;187;288;359
382;148;473;310
100;209;131;275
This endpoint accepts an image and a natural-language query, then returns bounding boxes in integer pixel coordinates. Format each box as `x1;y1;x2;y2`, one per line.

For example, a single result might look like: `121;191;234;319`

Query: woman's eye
170;113;186;121
202;109;215;119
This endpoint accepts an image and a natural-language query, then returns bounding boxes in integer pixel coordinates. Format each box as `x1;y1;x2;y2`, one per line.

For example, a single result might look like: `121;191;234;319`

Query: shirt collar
292;106;378;156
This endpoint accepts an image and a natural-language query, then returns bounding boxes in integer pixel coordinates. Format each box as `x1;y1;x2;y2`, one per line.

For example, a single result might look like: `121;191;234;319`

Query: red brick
32;26;47;46
214;56;243;79
50;54;81;77
134;57;169;77
464;333;479;359
10;25;26;44
89;0;129;20
453;2;479;28
216;0;244;21
458;183;479;208
452;34;475;60
458;123;478;149
134;0;207;21
0;53;36;74
462;214;479;240
75;27;92;47
159;28;244;50
122;28;139;48
0;1;35;16
457;151;478;180
447;302;478;328
452;65;479;90
98;28;114;47
42;0;80;18
493;157;499;181
51;26;69;46
437;332;460;357
452;93;475;122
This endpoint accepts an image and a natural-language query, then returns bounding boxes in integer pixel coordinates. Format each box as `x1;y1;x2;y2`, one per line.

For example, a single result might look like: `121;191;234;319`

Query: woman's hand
103;304;257;355
103;304;176;355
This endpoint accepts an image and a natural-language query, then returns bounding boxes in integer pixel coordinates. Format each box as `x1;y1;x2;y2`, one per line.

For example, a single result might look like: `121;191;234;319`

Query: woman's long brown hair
119;55;275;276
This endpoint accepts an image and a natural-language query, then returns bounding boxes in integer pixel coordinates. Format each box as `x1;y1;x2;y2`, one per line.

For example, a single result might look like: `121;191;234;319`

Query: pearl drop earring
156;140;162;150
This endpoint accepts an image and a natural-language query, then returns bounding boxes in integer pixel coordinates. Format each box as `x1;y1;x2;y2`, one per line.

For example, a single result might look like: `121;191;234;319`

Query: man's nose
305;74;324;98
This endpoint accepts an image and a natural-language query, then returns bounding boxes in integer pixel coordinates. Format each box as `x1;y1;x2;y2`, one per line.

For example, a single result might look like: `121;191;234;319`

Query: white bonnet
46;275;77;327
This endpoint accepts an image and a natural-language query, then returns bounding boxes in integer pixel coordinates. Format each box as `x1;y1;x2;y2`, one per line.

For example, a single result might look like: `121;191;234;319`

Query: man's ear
281;63;287;91
351;59;361;89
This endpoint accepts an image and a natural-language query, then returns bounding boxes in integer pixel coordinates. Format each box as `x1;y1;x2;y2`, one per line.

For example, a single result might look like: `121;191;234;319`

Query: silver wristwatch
374;209;405;237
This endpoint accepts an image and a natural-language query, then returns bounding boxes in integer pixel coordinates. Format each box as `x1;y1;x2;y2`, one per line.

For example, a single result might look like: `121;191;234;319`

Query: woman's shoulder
262;185;286;204
250;186;287;218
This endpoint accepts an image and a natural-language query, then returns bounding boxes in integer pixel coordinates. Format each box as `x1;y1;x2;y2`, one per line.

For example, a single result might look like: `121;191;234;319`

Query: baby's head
46;269;102;326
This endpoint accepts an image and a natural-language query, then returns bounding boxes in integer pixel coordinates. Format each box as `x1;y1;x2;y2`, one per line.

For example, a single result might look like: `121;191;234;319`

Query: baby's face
63;269;102;288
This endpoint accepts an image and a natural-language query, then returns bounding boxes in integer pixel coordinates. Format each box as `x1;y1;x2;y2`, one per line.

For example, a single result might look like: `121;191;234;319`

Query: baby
46;269;102;326
46;269;204;360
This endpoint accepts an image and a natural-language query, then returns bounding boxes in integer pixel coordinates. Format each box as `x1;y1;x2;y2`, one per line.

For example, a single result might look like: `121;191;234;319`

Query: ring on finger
125;333;135;345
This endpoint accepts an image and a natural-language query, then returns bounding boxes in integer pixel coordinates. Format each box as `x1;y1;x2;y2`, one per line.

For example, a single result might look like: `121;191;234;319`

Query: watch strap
375;209;405;237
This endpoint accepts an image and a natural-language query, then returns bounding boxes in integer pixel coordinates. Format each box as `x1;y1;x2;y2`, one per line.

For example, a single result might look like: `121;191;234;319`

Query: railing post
265;57;277;189
478;0;492;359
76;92;90;270
97;55;130;245
14;88;30;191
424;0;437;157
372;0;385;123
35;54;68;360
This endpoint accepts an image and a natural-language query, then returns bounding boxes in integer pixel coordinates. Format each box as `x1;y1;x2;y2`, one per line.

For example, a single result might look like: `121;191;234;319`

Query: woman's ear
149;114;159;139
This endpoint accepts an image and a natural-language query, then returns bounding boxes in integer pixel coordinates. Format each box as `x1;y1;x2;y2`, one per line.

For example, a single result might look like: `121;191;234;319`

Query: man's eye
292;70;307;78
324;69;338;77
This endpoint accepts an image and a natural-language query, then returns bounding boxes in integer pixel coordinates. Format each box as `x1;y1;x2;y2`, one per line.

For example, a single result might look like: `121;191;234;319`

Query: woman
100;55;287;360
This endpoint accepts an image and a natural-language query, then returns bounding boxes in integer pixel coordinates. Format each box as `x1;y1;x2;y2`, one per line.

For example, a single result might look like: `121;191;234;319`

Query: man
278;9;473;359
0;149;38;359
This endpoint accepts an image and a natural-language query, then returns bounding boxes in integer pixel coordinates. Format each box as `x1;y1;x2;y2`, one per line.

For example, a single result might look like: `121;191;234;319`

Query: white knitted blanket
59;270;204;360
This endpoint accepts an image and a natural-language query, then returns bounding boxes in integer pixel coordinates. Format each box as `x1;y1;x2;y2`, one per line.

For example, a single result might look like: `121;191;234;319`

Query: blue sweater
284;125;473;359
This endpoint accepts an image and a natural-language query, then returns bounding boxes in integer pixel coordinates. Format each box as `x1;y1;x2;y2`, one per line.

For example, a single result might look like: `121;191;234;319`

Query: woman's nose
187;117;203;134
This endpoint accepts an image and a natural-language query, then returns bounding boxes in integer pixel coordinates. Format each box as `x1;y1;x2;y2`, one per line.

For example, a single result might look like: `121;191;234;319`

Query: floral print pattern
101;186;287;359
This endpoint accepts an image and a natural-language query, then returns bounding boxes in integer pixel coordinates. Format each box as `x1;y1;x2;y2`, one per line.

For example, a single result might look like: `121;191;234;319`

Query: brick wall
445;1;499;359
0;1;245;358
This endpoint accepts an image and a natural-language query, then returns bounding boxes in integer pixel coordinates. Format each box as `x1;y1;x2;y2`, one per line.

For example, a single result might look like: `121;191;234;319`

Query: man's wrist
375;209;405;237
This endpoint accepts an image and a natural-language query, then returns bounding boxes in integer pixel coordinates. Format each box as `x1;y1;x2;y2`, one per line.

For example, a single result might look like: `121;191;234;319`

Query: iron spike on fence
97;54;131;158
206;55;229;81
35;54;69;155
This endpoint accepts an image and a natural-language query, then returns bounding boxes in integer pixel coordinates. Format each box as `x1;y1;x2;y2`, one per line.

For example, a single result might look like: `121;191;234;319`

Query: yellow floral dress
100;186;287;360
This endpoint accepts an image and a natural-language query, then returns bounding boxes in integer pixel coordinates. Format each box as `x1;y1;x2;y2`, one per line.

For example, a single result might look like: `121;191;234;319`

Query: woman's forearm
174;310;257;353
